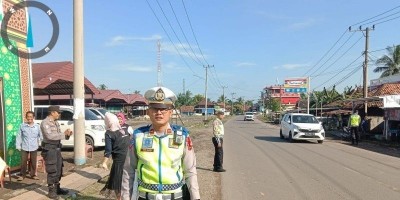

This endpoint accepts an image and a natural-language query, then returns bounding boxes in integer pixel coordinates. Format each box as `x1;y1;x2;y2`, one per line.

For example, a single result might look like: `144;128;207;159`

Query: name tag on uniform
168;138;179;149
141;138;154;152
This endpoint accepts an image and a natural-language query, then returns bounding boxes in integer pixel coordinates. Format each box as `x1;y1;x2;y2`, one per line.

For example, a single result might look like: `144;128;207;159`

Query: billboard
284;78;308;93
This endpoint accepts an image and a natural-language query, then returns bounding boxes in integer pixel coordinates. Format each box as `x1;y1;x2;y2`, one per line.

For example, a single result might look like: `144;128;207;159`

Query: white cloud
105;34;162;46
235;62;256;67
162;42;208;61
274;63;310;70
287;18;320;30
113;64;154;72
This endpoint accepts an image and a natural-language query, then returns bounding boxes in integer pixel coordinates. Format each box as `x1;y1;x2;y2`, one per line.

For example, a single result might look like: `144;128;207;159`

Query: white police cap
144;87;177;108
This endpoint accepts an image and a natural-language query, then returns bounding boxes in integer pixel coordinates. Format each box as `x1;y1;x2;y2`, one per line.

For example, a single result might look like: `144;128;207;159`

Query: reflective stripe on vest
135;132;185;193
350;114;360;127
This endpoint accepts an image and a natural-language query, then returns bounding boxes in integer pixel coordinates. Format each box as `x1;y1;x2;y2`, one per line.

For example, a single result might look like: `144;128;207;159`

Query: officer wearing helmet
121;87;200;200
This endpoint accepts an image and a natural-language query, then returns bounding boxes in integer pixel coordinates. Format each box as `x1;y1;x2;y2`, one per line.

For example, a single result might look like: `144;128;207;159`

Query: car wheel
289;132;294;143
85;135;94;147
280;130;284;139
318;140;323;144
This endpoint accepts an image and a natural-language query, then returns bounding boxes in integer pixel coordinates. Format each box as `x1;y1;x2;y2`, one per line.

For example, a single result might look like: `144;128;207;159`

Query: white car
244;112;255;121
280;113;325;144
34;105;106;148
88;107;108;119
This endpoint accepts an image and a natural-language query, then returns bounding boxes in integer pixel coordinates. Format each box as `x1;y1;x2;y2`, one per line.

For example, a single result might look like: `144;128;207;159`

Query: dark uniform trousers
41;141;63;185
351;127;359;145
212;137;223;170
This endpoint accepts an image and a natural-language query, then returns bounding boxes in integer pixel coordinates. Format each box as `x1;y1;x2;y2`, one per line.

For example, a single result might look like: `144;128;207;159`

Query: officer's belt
43;140;61;145
138;179;184;191
138;191;182;200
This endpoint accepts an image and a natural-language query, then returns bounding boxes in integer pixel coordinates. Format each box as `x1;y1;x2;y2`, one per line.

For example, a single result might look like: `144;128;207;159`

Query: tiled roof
123;94;147;105
95;90;126;102
32;61;99;95
369;83;400;96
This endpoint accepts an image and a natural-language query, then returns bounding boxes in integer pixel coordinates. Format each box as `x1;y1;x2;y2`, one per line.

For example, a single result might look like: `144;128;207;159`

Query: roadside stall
382;95;400;141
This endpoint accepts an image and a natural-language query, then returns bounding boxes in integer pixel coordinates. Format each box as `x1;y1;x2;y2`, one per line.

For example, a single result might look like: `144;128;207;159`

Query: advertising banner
284;78;308;93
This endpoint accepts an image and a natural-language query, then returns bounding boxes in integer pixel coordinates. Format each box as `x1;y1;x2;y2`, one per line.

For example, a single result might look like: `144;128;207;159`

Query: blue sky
27;0;400;102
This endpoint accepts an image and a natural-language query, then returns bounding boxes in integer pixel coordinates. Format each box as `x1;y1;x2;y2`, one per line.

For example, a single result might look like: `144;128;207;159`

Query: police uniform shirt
120;124;200;200
40;116;64;142
213;118;224;138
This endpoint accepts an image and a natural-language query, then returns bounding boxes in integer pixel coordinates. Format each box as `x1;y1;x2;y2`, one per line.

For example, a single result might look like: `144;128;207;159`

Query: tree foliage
373;45;400;77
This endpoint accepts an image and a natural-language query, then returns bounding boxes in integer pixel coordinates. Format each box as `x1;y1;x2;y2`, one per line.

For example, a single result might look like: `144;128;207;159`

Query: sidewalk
8;166;108;200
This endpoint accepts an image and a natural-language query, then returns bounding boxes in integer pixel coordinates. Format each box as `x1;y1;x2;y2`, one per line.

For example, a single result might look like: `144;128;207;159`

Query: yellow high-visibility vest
350;114;361;127
134;125;187;194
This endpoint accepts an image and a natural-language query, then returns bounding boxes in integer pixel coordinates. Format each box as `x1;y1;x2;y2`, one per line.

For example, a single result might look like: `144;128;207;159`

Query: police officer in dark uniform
40;105;73;199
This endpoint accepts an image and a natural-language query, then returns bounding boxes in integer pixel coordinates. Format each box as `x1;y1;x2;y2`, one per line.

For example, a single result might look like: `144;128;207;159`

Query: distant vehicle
244;112;255;121
280;113;325;144
88;107;108;119
34;105;106;148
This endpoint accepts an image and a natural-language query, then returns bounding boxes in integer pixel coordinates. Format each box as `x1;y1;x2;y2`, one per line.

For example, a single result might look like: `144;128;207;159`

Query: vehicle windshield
245;112;253;115
292;115;319;124
97;108;108;115
85;108;101;120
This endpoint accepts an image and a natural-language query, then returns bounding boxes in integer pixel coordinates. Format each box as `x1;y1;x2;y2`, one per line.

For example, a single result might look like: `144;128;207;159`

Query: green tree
192;94;204;106
134;90;141;94
217;95;225;103
175;90;193;108
97;84;107;90
267;98;280;112
373;45;400;77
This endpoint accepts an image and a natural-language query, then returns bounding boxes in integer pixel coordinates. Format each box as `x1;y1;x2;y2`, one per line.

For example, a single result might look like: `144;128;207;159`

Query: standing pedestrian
116;112;133;136
40;105;73;199
16;111;42;181
348;110;361;145
212;110;226;172
100;112;130;200
121;86;200;200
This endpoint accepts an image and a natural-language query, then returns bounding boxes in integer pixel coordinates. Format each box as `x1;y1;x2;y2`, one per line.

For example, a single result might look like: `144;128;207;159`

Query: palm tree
98;84;107;90
373;45;400;77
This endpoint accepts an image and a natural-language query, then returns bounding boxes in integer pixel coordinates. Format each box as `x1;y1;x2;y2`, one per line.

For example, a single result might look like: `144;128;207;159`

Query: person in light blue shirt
16;111;42;181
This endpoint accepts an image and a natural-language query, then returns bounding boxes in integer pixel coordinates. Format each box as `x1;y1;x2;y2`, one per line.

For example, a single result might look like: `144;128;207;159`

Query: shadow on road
196;166;214;172
254;136;286;143
254;136;321;144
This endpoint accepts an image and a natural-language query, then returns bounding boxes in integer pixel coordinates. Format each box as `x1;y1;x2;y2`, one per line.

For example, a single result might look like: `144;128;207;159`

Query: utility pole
279;84;282;112
231;92;236;115
204;65;213;121
157;40;162;86
349;25;374;115
73;0;86;165
222;86;227;112
307;76;310;114
183;78;185;94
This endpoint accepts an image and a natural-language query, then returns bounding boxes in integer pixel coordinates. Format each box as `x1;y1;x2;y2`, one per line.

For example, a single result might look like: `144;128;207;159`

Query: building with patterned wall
0;0;33;169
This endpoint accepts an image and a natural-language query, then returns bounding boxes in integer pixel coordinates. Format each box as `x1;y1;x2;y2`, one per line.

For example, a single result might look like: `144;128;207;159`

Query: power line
144;0;198;75
314;55;364;89
167;0;205;65
154;0;203;66
302;29;348;76
359;10;400;27
374;14;400;26
312;35;363;77
181;0;209;65
350;5;400;26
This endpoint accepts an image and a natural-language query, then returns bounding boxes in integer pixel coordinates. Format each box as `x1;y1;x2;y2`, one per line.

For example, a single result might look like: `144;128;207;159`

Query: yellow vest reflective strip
135;132;185;193
350;114;360;127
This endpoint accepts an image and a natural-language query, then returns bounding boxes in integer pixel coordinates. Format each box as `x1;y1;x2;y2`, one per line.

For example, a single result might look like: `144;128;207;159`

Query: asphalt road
222;116;400;200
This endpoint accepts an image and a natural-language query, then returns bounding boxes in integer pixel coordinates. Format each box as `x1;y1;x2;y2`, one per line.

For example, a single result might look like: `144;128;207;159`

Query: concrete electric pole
349;25;374;115
73;0;86;165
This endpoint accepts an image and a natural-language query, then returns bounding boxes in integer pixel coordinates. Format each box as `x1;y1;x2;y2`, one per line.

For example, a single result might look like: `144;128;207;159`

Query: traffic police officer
348;110;361;145
212;110;226;172
40;105;73;199
121;87;200;200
